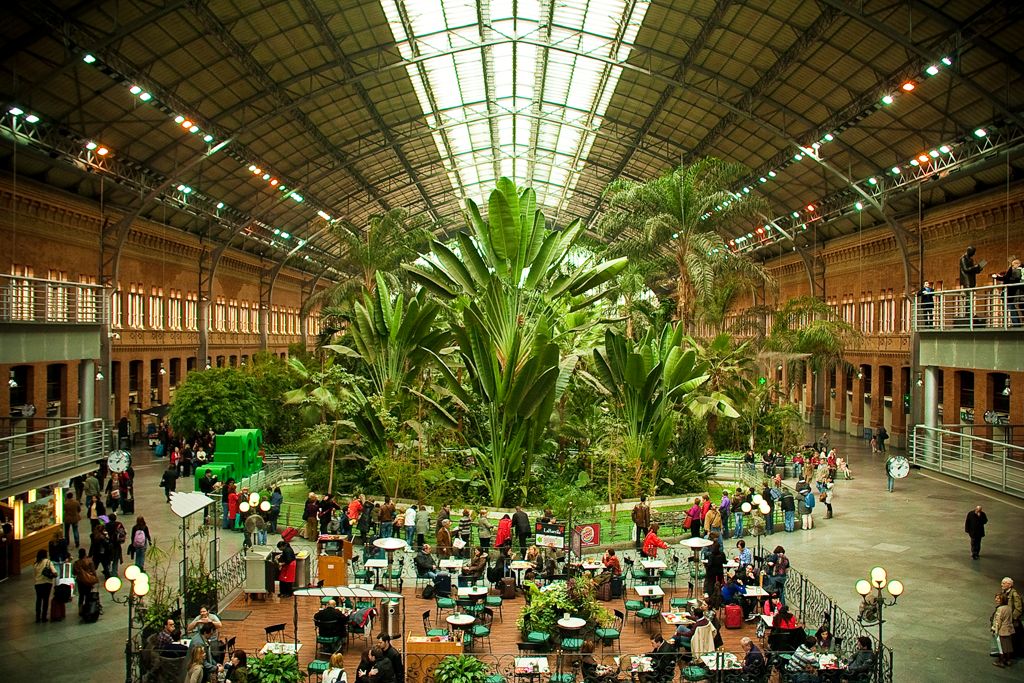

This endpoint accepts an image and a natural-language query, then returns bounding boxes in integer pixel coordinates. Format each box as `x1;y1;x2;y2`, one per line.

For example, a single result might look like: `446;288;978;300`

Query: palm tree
600;157;773;330
404;177;627;505
303;208;436;332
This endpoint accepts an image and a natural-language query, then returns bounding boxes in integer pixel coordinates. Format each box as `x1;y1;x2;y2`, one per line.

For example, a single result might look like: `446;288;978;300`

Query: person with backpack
104;513;126;577
129;516;151;570
780;490;796;532
800;490;816;530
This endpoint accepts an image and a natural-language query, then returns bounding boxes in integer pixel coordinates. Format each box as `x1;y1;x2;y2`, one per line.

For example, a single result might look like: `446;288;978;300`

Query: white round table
446;613;476;627
557;617;587;630
373;537;408;588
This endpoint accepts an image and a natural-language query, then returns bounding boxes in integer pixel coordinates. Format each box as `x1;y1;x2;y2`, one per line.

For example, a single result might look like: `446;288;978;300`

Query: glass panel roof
380;0;650;218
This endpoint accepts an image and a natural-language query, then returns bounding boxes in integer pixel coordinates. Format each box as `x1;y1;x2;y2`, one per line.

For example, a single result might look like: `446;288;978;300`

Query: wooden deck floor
223;583;761;674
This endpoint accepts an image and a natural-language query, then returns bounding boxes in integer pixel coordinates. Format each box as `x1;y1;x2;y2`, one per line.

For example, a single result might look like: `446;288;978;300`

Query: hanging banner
574;523;600;548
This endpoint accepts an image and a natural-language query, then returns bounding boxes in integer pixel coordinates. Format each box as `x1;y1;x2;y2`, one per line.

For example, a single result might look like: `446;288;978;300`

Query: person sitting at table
642;634;676;683
525;545;540;564
773;604;798;629
186;605;222;635
225;650;248;683
734;637;765;679
314;600;349;639
432;569;453;598
602;548;622;575
436;519;454;558
786;637;820;682
154;617;180;653
842;636;875;681
414;544;438;580
186;623;222;682
462;548;487;579
323;652;347;683
672;606;709;651
762;592;782;616
642;522;669;559
735;540;752;569
721;574;752;619
580;640;617;683
815;624;834;652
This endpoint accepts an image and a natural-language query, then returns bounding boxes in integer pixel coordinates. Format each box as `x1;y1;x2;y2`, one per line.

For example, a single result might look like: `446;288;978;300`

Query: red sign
574;523;600;548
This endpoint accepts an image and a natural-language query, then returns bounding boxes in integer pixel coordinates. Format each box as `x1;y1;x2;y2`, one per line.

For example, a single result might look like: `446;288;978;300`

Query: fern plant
433;654;489;683
249;652;303;683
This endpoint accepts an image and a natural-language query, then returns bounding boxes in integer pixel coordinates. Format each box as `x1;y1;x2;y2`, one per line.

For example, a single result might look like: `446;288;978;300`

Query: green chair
660;555;678;589
315;633;341;658
485;676;505;683
485;594;504;621
525;630;550;648
422;610;448;637
471;622;492;652
595;609;624;651
435;595;456;623
307;659;329;682
680;665;709;682
670;597;691;610
549;674;575;683
352;559;371;583
636;606;660;632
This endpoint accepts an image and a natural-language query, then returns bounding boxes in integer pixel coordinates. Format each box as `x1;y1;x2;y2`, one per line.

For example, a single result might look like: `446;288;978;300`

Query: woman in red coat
227;484;239;530
495;514;513;549
642;522;669;558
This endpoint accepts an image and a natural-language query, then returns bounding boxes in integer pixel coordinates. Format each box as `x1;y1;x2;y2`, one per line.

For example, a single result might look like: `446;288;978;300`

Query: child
870;436;878;454
837;457;853;480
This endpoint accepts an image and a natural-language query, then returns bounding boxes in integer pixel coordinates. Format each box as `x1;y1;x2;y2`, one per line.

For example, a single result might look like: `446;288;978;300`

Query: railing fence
909;424;1024;497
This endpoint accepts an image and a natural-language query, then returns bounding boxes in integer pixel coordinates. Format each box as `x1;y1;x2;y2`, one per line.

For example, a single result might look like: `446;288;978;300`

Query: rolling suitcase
500;576;516;599
724;603;743;629
610;575;624;599
50;595;66;621
281;527;299;543
81;591;101;623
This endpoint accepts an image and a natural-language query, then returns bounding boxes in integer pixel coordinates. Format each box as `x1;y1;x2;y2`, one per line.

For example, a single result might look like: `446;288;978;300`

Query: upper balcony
0;417;106;499
913;282;1024;373
0;274;105;365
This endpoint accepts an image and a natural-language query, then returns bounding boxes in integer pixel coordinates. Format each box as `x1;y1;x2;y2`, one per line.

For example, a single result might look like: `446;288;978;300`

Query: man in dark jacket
376;634;404;683
414;544;437;579
511;506;531;558
780;491;796;532
159;464;177;503
964;505;988;559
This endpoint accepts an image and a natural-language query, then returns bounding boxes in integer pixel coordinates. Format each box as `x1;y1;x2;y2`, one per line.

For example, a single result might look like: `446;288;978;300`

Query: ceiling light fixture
881;94;894;105
974;128;987;138
925;65;940;76
25;114;39;123
8;370;17;389
82;53;96;64
901;81;916;92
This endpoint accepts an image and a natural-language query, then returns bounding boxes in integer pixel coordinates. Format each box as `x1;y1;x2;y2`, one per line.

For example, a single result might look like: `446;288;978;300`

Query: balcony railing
0;274;107;325
912;282;1022;332
0;418;107;492
910;424;1024;498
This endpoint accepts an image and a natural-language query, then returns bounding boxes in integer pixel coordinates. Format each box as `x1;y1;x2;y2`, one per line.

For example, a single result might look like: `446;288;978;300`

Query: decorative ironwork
213;547;248;599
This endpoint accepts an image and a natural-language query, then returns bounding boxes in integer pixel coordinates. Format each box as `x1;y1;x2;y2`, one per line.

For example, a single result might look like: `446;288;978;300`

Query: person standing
268;487;283;534
732;487;745;539
33;549;56;622
512;505;531;558
378;496;396;539
130;516;151;569
63;492;82;549
1001;577;1023;658
799;489;815;530
436;519;454;559
780;489;796;532
304;493;320;540
704;500;724;550
885;455;896;493
158;463;177;503
404;505;417;548
631;495;651;552
964;506;988;559
823;482;834;519
876;427;889;454
71;547;98;611
994;258;1024;327
457;509;473;557
919;281;936;327
415;503;430;550
719;491;731;539
476;508;492;551
761;483;775;534
960;245;985;318
992;592;1015;668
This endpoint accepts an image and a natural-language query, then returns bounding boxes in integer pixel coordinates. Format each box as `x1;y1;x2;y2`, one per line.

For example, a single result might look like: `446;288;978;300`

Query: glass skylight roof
380;0;650;219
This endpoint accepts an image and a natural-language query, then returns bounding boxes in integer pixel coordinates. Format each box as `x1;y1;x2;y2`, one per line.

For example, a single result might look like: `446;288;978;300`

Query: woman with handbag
72;547;98;611
33;549;57;622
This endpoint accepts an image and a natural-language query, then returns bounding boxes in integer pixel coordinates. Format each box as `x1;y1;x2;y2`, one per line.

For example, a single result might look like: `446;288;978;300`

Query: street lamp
239;492;272;547
856;565;903;682
105;563;150;683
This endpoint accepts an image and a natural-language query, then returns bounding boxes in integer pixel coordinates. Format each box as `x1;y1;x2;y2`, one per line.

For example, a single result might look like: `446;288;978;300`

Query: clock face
107;450;131;473
888;456;910;479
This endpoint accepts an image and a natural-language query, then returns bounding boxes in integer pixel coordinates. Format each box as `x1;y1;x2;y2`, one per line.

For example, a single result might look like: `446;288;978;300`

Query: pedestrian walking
992;592;1015;668
964;506;988;559
63;492;82;549
160;463;177;503
823;482;834;519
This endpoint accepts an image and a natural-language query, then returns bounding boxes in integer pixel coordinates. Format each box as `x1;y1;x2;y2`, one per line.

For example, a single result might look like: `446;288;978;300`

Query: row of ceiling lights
703;53;960;232
79;52;338;245
728;122;994;253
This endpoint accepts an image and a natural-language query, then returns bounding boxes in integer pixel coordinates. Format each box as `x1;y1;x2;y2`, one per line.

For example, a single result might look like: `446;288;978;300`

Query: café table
634;585;665;604
260;642;302;656
745;585;770;598
510;560;533;587
660;612;693;626
440;558;466;571
579;561;604;574
514;656;549;683
640;559;666;571
446;613;476;648
365;558;388;585
615;655;652;683
557;616;587;630
457;585;488;611
699;652;740;671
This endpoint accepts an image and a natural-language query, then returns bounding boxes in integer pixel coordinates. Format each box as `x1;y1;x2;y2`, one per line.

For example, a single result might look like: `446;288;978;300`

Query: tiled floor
222;583;760;673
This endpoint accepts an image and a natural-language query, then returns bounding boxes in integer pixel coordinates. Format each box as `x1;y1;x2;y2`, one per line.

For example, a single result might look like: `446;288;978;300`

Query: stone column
157;359;170;404
891;367;908;449
923;366;940;429
79;359;95;421
871;364;885;434
0;364;10;417
833;369;847;432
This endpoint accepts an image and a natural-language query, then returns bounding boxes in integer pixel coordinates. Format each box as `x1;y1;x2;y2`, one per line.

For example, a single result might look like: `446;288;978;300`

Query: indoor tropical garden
169;159;855;513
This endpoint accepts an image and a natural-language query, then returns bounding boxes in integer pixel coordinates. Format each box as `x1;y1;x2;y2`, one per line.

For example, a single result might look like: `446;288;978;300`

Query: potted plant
516;575;612;637
433;654;489;683
249;652;303;683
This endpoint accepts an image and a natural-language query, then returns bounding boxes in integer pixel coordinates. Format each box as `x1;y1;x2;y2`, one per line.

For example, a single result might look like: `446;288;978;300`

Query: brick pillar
1010;372;1024;451
851;369;865;437
0;364;10;417
115;361;130;423
974;372;993;453
834;370;847;430
31;363;47;420
943;368;961;428
157;359;170;404
891;367;908;449
66;361;80;418
140;356;152;411
871;365;885;433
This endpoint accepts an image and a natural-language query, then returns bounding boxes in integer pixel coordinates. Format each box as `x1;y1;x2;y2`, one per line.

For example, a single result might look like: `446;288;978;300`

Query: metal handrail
912;281;1022;331
0;273;107;325
0;418;107;489
910;424;1024;498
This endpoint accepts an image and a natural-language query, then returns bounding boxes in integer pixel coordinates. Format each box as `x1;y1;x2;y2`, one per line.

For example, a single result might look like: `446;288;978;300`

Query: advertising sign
535;522;566;549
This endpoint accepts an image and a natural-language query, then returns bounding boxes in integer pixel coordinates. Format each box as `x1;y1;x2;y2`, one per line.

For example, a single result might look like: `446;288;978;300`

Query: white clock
107;449;131;473
886;456;910;479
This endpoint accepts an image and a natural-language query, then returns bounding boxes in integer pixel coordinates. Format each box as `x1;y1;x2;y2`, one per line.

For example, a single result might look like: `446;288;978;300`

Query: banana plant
325;273;455;474
404;178;627;505
586;323;734;493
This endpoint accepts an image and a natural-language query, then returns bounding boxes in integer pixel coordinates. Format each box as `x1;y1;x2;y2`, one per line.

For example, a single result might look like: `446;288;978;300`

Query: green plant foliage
404;178;627;506
433;654;490;683
248;652;303;683
516;575;612;636
545;471;601;521
169;355;298;445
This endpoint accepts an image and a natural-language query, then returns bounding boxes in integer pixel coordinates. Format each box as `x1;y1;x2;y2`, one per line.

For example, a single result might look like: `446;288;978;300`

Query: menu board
535;522;565;549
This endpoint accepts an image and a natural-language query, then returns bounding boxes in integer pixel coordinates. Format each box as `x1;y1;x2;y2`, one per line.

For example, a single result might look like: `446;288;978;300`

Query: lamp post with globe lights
105;564;150;683
856;566;903;683
239;491;272;548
